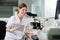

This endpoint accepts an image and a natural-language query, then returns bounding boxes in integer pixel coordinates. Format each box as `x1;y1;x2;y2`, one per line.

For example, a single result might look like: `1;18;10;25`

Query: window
0;0;18;18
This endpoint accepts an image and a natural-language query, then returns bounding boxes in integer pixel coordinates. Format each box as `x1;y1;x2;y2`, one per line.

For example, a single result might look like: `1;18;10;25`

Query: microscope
27;12;43;30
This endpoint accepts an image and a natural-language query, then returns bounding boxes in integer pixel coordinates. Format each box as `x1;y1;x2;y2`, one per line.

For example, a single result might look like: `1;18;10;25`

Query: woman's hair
17;3;27;14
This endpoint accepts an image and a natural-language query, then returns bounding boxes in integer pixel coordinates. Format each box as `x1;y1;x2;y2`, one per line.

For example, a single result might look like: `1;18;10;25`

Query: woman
5;3;33;40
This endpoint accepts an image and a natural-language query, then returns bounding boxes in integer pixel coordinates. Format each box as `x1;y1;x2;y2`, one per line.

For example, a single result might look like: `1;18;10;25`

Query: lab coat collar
15;14;27;23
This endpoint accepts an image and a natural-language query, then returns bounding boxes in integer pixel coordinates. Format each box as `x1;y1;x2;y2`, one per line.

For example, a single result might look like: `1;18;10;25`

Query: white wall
45;0;57;18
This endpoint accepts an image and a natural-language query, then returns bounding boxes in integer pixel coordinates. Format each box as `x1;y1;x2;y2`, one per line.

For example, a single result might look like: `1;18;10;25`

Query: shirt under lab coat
5;14;32;40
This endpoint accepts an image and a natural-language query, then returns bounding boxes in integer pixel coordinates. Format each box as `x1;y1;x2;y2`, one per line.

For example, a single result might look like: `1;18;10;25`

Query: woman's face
18;7;27;17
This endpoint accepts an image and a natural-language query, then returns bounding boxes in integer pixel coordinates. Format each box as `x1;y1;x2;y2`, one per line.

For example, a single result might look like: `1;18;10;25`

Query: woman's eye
23;9;27;12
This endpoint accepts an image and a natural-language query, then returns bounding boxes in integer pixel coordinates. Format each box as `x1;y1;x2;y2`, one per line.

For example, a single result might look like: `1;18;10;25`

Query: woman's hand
6;28;11;32
25;28;33;37
27;31;33;37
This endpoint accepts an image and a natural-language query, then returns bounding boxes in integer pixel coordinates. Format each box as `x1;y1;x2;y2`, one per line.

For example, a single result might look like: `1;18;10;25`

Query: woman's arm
6;25;20;32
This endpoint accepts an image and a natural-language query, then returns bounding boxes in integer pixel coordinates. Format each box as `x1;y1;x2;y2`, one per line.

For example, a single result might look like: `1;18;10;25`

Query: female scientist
5;3;33;40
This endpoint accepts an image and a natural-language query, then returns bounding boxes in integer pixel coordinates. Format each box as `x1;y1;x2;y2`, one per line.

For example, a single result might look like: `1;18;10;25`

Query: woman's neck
17;14;23;22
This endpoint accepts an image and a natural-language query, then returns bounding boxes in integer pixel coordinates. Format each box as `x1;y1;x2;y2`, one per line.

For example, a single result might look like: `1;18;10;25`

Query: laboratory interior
0;0;60;40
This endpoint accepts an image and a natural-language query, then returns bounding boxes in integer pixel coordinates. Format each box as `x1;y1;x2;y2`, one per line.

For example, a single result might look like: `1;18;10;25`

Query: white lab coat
5;14;32;40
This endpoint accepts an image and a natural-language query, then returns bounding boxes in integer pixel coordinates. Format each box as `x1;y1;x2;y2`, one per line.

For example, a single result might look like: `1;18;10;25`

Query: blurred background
1;0;60;40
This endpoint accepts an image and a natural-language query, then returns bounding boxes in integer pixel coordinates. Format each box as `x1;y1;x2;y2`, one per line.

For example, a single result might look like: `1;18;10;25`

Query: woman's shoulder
8;16;16;21
10;16;15;19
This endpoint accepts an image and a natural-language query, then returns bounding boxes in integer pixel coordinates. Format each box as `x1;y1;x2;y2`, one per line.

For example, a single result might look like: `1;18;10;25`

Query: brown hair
17;3;27;14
